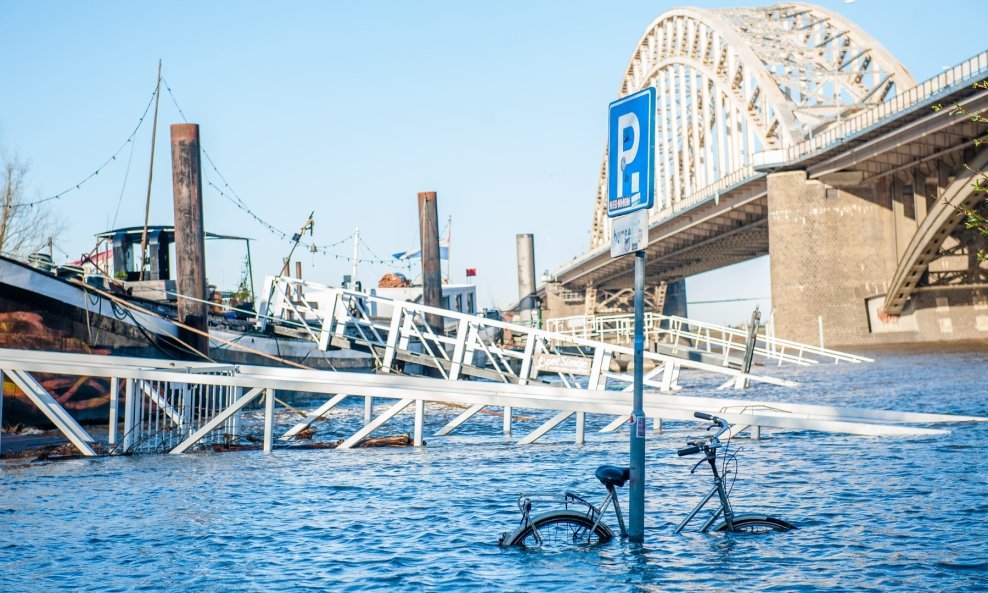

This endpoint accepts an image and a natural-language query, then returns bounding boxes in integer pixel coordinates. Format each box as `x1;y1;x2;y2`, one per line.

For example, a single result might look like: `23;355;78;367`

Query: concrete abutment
767;170;988;346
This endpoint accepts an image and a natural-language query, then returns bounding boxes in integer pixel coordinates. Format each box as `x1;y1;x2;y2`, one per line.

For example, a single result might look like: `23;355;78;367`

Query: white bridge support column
414;399;425;447
337;398;415;450
108;377;119;446
517;411;573;445
264;388;276;454
282;393;349;439
380;307;403;374
5;368;97;456
170;387;265;454
434;404;485;437
123;379;135;452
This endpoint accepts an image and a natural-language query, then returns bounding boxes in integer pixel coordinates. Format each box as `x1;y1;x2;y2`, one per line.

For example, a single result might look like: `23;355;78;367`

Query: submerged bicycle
498;412;795;548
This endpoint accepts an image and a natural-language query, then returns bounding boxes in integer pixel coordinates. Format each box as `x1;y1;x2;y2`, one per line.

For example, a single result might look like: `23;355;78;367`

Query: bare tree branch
0;152;63;258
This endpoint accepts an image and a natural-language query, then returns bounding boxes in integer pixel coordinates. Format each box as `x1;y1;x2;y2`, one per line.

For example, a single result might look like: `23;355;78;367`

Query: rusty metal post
170;123;209;357
418;191;444;331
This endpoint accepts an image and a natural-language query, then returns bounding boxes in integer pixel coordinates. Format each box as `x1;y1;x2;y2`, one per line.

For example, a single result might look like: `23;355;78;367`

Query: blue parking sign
607;87;655;217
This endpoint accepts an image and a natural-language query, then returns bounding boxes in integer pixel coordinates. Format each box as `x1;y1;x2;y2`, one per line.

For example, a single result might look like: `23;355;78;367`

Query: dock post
123;379;135;452
414;399;424;446
170;123;209;357
418;191;444;332
264;388;275;454
108;377;119;445
364;396;373;424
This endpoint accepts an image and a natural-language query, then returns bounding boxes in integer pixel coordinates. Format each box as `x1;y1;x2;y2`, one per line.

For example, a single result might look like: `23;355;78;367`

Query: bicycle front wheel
716;514;796;534
504;510;614;548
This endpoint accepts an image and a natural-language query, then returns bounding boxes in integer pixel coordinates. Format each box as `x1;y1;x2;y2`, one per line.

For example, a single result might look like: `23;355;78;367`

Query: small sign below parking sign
610;209;648;258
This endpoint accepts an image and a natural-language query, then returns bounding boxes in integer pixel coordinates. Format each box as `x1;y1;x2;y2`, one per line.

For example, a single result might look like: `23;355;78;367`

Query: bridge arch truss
590;3;913;248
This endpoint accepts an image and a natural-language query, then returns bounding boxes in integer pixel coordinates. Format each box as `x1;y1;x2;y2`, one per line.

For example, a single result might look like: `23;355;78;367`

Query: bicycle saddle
595;465;630;488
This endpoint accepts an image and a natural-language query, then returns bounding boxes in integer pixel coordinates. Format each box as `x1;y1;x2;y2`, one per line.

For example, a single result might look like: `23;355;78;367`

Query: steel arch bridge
589;3;914;248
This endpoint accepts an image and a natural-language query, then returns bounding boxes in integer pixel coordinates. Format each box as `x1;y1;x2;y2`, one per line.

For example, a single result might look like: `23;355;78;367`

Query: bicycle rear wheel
504;510;614;548
716;514;795;534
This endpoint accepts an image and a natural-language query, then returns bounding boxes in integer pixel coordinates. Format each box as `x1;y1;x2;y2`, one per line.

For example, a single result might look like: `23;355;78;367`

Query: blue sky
1;1;984;325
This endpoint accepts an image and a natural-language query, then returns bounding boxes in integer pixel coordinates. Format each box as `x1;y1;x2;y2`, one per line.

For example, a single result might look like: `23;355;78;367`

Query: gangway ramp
547;313;873;366
254;277;798;399
1;348;983;459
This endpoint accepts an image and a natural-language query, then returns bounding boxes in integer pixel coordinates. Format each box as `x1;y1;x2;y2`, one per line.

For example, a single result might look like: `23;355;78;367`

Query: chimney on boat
170;123;209;357
516;233;537;324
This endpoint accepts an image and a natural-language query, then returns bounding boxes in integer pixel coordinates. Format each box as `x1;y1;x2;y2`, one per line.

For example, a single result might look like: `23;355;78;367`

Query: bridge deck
1;348;983;459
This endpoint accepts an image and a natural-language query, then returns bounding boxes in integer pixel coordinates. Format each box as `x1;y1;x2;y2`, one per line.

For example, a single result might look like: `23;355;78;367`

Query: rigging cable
22;84;159;208
160;77;411;263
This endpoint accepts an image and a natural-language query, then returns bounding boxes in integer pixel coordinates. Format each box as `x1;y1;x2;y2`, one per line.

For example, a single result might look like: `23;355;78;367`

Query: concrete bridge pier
661;279;688;319
767;170;988;347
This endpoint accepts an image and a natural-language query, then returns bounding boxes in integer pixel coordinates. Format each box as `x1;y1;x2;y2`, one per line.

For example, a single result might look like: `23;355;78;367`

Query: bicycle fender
715;513;797;532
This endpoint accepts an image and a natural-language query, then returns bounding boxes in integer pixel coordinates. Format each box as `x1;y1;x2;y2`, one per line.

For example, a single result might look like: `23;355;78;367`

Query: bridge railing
547;313;872;365
649;165;760;224
784;50;988;163
255;276;798;394
1;348;973;458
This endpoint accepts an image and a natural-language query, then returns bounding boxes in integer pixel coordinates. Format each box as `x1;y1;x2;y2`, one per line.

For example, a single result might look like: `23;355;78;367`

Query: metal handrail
783;51;988;163
546;313;872;365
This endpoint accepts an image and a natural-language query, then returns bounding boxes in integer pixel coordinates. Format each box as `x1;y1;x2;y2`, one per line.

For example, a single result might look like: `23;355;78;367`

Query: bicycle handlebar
693;411;714;421
677;444;702;456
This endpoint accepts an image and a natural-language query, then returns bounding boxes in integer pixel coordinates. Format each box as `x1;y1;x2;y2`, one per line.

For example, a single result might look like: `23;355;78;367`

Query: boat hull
0;256;370;428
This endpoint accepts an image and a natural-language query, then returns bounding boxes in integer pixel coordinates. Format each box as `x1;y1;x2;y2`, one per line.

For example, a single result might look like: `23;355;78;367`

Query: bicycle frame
674;452;736;533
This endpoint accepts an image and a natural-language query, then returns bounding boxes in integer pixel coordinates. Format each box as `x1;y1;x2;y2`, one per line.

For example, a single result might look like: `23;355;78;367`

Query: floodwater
2;346;987;592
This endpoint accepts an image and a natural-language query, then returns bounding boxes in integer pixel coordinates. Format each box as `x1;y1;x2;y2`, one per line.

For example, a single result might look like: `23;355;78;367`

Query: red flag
465;268;477;277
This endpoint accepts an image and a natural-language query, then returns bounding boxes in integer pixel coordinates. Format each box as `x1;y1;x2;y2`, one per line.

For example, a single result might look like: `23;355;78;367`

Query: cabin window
467;294;474;314
455;294;463;312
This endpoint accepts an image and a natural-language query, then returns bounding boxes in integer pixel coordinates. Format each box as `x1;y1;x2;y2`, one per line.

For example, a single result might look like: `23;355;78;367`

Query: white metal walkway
0;348;982;458
254;277;799;399
546;312;873;366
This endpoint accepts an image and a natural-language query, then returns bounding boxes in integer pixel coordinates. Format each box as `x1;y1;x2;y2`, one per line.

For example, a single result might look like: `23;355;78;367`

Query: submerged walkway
254;277;859;397
0;348;981;458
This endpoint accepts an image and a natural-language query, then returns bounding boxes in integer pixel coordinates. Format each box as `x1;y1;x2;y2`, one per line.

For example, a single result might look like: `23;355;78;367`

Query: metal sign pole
607;85;655;544
629;249;646;543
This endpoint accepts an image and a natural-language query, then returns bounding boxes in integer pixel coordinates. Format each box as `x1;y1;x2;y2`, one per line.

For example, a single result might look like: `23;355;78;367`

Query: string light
162;78;412;267
20;85;159;208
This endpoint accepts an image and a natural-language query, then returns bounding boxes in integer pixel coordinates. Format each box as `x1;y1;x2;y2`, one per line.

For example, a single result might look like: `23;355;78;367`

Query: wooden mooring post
418;191;443;332
170;123;209;356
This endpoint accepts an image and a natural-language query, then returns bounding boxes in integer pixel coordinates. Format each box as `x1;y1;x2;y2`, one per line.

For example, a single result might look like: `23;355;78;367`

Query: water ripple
1;347;986;591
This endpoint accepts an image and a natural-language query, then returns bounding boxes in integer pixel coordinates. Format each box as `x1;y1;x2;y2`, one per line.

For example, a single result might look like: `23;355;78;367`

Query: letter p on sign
617;112;640;199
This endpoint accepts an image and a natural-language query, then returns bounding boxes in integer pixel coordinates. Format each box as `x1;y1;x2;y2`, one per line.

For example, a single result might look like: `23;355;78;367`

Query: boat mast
281;211;314;276
138;59;162;281
350;227;359;290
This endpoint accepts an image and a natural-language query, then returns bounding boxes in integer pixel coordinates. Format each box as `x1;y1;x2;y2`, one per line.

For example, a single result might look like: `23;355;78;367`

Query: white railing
784;50;988;163
255;276;799;395
2;348;979;458
546;313;873;365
